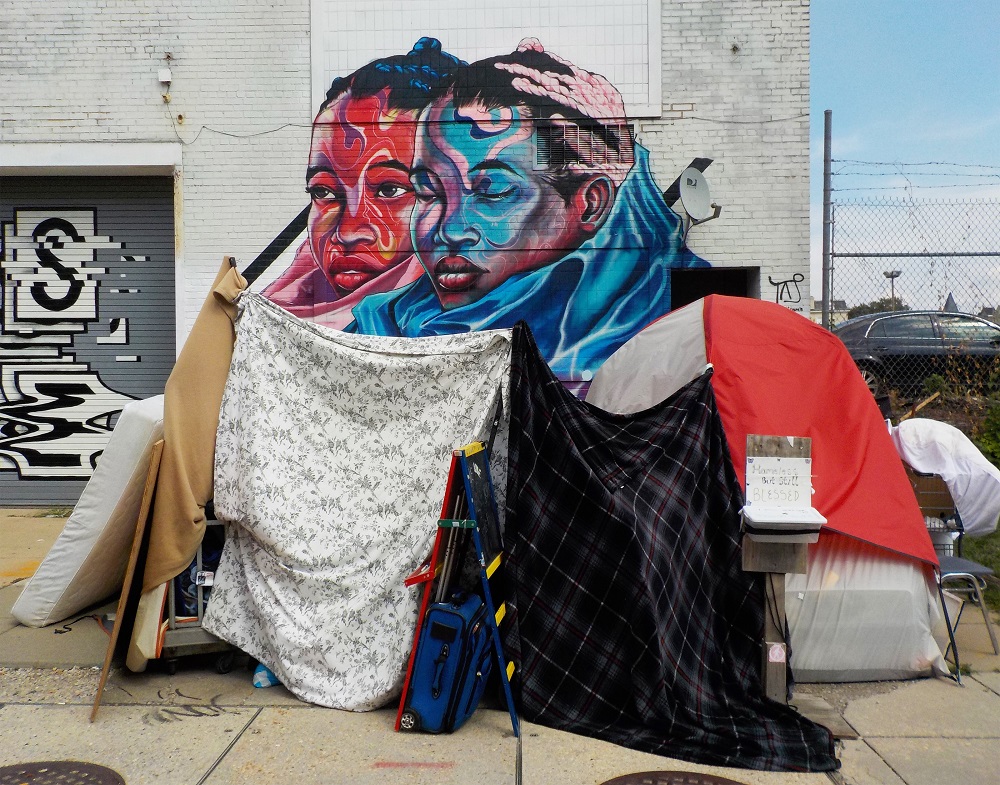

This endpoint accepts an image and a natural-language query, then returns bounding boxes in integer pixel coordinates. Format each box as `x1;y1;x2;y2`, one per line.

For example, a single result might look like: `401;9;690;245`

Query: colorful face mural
263;37;712;392
410;100;604;310
306;90;417;297
261;37;464;330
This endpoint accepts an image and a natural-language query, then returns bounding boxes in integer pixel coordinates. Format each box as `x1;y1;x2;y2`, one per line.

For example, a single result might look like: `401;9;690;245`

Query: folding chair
905;466;999;670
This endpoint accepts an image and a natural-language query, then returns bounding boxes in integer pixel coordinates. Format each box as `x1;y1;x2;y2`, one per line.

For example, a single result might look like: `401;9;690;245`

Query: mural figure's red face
306;90;417;296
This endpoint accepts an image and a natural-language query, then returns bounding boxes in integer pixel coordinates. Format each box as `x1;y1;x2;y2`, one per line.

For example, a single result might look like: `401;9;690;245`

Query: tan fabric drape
142;257;247;591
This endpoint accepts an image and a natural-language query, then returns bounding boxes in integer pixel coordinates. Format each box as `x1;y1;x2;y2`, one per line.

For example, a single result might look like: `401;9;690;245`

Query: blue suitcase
400;592;493;733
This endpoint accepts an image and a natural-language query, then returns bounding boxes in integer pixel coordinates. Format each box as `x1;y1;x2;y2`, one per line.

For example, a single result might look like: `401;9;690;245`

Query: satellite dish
679;167;715;222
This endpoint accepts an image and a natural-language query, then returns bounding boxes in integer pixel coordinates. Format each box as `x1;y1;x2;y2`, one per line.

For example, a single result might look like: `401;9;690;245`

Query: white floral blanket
203;293;511;710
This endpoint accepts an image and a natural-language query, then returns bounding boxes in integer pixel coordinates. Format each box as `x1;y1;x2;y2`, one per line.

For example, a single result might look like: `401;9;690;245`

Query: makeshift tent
106;292;832;768
202;294;512;710
586;295;948;681
504;325;837;772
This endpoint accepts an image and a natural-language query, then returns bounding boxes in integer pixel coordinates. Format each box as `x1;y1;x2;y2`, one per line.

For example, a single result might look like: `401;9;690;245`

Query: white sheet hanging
203;293;511;710
892;417;1000;537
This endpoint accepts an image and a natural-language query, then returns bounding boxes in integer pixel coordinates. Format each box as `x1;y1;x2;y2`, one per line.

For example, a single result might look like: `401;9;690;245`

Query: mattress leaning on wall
11;395;165;628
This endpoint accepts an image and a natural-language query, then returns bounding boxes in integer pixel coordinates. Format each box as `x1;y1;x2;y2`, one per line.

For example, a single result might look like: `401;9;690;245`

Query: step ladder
395;440;521;770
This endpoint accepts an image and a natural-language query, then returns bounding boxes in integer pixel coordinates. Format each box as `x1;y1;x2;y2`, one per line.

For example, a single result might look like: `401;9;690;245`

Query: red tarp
589;295;937;566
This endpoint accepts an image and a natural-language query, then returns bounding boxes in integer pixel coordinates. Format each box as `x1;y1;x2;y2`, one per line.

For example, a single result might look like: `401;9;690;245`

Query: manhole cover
599;773;748;785
0;761;126;785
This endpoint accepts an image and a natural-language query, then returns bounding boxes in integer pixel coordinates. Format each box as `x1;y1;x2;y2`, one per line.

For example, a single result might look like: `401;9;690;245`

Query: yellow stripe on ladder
495;603;506;625
486;553;502;578
506;661;515;680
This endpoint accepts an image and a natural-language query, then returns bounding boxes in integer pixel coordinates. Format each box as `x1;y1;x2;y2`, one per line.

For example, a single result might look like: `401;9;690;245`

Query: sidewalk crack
195;706;263;785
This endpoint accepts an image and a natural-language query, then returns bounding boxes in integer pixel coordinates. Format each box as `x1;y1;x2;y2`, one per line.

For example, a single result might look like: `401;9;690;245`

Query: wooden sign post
741;435;825;703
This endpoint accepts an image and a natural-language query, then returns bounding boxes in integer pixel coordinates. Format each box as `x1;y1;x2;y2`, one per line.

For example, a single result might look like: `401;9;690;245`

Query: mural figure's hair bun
410;37;442;55
323;37;465;110
516;37;545;53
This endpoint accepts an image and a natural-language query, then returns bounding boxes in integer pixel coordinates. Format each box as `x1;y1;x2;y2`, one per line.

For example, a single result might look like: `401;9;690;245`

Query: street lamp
884;270;902;310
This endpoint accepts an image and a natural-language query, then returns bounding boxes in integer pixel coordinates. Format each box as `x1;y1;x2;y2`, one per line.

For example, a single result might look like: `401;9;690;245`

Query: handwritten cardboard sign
744;456;812;509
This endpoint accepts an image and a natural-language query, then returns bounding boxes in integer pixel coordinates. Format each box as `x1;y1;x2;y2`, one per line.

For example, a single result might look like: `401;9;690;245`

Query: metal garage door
0;176;175;505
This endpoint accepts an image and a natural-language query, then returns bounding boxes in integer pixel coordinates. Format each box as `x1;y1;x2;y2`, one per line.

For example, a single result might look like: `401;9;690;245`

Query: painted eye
410;170;442;204
306;185;342;204
374;183;411;199
477;186;517;202
412;184;440;203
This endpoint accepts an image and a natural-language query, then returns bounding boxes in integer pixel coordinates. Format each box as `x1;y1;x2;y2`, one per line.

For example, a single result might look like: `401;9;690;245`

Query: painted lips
331;269;376;293
433;256;484;292
327;255;385;293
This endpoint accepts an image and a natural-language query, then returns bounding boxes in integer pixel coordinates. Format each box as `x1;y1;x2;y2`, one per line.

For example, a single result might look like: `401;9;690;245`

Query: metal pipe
822;110;833;330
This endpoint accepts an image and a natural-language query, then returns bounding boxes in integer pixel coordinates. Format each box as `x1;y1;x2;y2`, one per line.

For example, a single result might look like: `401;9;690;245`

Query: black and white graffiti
1;209;140;478
768;273;805;307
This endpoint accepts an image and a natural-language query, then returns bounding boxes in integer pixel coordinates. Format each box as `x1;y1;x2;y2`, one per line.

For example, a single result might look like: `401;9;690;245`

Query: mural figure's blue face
410;99;593;310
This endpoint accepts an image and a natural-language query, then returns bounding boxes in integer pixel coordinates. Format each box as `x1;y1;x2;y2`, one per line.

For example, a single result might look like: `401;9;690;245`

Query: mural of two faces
263;38;710;392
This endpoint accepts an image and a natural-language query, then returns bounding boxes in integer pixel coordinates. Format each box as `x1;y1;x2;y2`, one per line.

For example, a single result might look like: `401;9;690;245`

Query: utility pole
822;110;833;330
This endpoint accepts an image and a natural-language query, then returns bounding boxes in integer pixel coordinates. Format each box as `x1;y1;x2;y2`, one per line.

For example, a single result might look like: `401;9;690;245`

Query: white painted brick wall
648;0;811;308
1;1;313;339
2;0;811;340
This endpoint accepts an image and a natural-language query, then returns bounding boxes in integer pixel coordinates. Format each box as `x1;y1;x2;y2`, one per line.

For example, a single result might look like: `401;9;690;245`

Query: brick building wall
648;0;810;301
1;1;313;340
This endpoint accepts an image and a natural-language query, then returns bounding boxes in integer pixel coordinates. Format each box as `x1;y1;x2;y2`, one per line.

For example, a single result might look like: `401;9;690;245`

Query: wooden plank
898;391;940;422
90;439;163;722
742;537;808;574
762;573;786;642
792;693;859;740
761;573;787;702
746;434;811;459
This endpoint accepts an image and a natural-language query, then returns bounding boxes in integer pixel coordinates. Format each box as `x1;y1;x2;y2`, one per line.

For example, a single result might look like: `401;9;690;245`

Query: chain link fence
825;199;1000;406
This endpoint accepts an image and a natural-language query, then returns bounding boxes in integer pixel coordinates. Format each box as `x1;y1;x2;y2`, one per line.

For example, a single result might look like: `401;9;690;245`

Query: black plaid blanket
502;325;838;772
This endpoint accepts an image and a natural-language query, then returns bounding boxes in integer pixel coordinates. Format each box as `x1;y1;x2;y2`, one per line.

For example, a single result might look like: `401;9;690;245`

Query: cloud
830;131;870;159
809;126;867;160
909;110;1000;146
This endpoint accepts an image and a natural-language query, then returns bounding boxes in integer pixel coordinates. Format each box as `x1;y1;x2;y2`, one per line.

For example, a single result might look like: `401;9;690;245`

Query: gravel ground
0;666;103;704
793;679;908;716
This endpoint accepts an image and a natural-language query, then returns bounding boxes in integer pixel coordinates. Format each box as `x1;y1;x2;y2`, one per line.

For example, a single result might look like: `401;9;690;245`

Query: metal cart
160;518;236;674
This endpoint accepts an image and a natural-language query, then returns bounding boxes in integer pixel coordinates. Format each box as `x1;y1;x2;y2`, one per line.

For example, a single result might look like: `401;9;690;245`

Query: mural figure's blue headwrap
347;143;709;385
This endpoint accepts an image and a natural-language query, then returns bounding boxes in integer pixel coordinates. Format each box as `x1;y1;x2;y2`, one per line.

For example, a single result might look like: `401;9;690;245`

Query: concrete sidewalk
3;510;1000;785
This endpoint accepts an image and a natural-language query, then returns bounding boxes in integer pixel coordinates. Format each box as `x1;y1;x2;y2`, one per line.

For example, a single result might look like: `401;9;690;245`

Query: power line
688;113;808;124
833;158;1000;170
166;111;312;146
834;182;1000;193
834;171;1000;179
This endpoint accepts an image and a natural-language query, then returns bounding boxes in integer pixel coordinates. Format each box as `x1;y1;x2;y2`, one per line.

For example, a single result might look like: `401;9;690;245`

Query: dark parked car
833;310;1000;398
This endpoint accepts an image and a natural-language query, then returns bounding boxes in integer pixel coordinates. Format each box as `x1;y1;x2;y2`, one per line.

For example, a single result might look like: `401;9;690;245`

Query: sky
809;0;1000;305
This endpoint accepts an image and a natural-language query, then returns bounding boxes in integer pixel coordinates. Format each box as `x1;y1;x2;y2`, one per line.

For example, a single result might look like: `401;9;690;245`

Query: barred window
535;122;635;170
